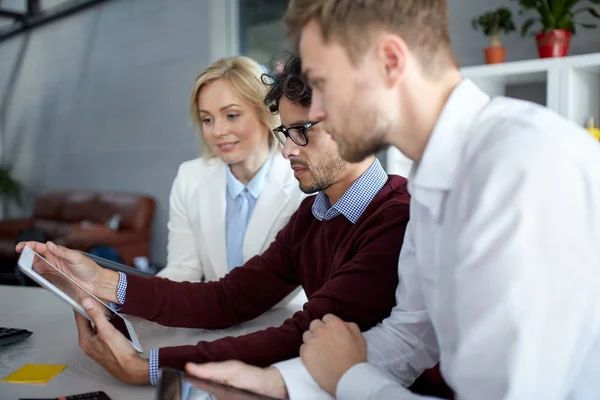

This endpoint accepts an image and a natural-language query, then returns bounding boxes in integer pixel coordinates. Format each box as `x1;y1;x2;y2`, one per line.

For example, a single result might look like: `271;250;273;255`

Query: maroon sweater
121;175;410;370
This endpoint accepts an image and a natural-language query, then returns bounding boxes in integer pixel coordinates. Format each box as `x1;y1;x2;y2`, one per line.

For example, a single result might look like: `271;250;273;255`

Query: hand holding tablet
157;367;283;400
16;241;105;297
16;244;143;353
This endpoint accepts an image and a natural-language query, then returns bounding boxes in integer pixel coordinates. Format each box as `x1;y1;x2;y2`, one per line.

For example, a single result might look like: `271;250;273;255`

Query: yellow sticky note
1;364;66;384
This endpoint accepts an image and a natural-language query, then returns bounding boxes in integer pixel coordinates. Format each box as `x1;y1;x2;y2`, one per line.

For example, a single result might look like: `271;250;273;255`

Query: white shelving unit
561;53;600;129
386;52;600;177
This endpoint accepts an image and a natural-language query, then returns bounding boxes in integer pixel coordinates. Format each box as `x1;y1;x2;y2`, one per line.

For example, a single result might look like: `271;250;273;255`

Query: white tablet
17;245;143;353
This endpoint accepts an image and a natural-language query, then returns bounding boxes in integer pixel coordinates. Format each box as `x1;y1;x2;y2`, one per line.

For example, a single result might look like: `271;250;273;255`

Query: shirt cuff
336;362;411;400
108;272;127;312
273;358;333;400
149;348;159;386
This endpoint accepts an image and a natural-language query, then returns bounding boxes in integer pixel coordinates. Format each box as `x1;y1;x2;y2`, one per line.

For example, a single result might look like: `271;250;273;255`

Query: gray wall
0;0;210;264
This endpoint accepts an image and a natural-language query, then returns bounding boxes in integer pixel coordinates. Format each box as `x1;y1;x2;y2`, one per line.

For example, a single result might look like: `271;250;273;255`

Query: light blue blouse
225;156;273;272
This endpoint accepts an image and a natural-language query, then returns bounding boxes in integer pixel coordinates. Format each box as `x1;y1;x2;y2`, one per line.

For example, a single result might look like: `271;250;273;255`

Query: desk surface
0;285;298;400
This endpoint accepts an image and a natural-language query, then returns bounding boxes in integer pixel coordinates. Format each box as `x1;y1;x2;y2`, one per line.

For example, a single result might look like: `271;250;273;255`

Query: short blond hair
189;56;280;159
284;0;456;77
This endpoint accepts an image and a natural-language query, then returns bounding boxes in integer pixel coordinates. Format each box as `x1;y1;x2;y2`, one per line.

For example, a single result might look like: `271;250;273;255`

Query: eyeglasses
272;121;320;147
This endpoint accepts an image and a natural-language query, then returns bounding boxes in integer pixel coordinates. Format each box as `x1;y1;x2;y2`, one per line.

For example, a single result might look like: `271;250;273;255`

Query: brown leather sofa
0;191;155;273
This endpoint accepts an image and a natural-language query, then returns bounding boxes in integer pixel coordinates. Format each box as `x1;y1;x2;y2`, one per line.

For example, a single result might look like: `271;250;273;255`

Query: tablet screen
30;251;133;343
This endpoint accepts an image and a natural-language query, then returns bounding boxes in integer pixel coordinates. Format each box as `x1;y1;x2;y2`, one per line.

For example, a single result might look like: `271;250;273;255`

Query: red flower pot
536;29;572;58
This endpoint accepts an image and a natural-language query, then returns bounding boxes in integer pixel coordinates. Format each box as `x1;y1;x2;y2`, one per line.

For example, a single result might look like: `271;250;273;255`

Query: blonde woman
157;56;306;283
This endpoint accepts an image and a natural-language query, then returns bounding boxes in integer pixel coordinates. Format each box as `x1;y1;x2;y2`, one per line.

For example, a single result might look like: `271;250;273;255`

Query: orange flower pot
484;46;506;64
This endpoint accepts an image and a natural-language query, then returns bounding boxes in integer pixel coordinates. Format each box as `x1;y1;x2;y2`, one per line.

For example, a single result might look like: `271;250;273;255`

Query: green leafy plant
512;0;600;36
0;165;22;216
472;7;516;47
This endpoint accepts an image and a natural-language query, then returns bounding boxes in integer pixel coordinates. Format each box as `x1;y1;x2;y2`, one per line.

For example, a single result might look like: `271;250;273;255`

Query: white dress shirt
275;79;600;400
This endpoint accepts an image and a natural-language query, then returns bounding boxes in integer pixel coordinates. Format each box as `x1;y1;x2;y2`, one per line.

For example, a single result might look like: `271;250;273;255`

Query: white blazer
157;150;307;285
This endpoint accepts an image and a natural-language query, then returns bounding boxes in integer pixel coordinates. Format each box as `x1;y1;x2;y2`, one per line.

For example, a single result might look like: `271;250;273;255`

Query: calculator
20;391;112;400
0;326;33;346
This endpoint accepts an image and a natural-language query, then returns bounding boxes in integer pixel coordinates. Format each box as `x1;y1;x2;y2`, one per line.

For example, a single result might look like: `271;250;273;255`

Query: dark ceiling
0;0;108;42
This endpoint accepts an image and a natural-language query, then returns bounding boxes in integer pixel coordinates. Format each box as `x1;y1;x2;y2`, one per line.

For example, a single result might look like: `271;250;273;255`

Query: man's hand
300;314;367;396
75;297;149;385
186;361;289;399
16;241;120;303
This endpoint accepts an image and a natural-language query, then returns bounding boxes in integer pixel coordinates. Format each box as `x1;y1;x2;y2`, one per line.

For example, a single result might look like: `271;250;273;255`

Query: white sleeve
274;358;443;400
363;222;439;386
156;166;203;282
274;358;334;400
336;363;441;400
448;144;600;399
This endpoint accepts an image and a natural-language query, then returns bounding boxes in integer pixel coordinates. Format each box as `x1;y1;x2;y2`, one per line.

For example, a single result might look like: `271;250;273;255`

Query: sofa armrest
56;231;148;250
0;218;33;239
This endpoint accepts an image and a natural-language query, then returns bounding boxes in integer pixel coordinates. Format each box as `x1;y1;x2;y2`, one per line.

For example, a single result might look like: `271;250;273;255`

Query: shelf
461;57;560;112
384;53;600;176
560;53;600;127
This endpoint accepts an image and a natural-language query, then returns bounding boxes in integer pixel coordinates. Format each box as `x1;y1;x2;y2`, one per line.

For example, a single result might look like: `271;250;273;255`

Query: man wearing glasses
15;53;412;386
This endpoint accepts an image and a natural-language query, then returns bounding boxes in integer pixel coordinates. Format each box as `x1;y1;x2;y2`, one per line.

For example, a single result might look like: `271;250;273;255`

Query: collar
226;156;273;200
312;158;388;224
409;79;490;191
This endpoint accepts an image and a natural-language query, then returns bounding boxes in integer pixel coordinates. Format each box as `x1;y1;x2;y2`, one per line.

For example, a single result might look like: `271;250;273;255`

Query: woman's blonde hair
190;56;281;160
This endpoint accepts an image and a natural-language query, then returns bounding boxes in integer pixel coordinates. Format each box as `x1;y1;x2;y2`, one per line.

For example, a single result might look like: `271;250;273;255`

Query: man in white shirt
184;0;600;399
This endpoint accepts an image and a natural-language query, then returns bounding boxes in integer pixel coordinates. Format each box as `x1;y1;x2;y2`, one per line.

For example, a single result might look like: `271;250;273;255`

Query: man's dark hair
262;52;312;114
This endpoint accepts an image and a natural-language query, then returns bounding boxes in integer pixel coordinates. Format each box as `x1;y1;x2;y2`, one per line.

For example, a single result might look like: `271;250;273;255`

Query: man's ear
376;34;408;88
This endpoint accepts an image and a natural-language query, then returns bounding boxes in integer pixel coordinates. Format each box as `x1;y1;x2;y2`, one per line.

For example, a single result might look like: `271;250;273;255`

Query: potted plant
513;0;600;58
471;7;516;64
0;165;22;218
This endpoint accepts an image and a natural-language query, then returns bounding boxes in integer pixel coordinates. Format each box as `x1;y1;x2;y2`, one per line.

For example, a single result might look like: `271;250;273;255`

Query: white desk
0;285;299;400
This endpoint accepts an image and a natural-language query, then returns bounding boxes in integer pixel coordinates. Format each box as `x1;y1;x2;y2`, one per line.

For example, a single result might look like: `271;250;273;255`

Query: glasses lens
288;128;308;146
273;129;287;145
